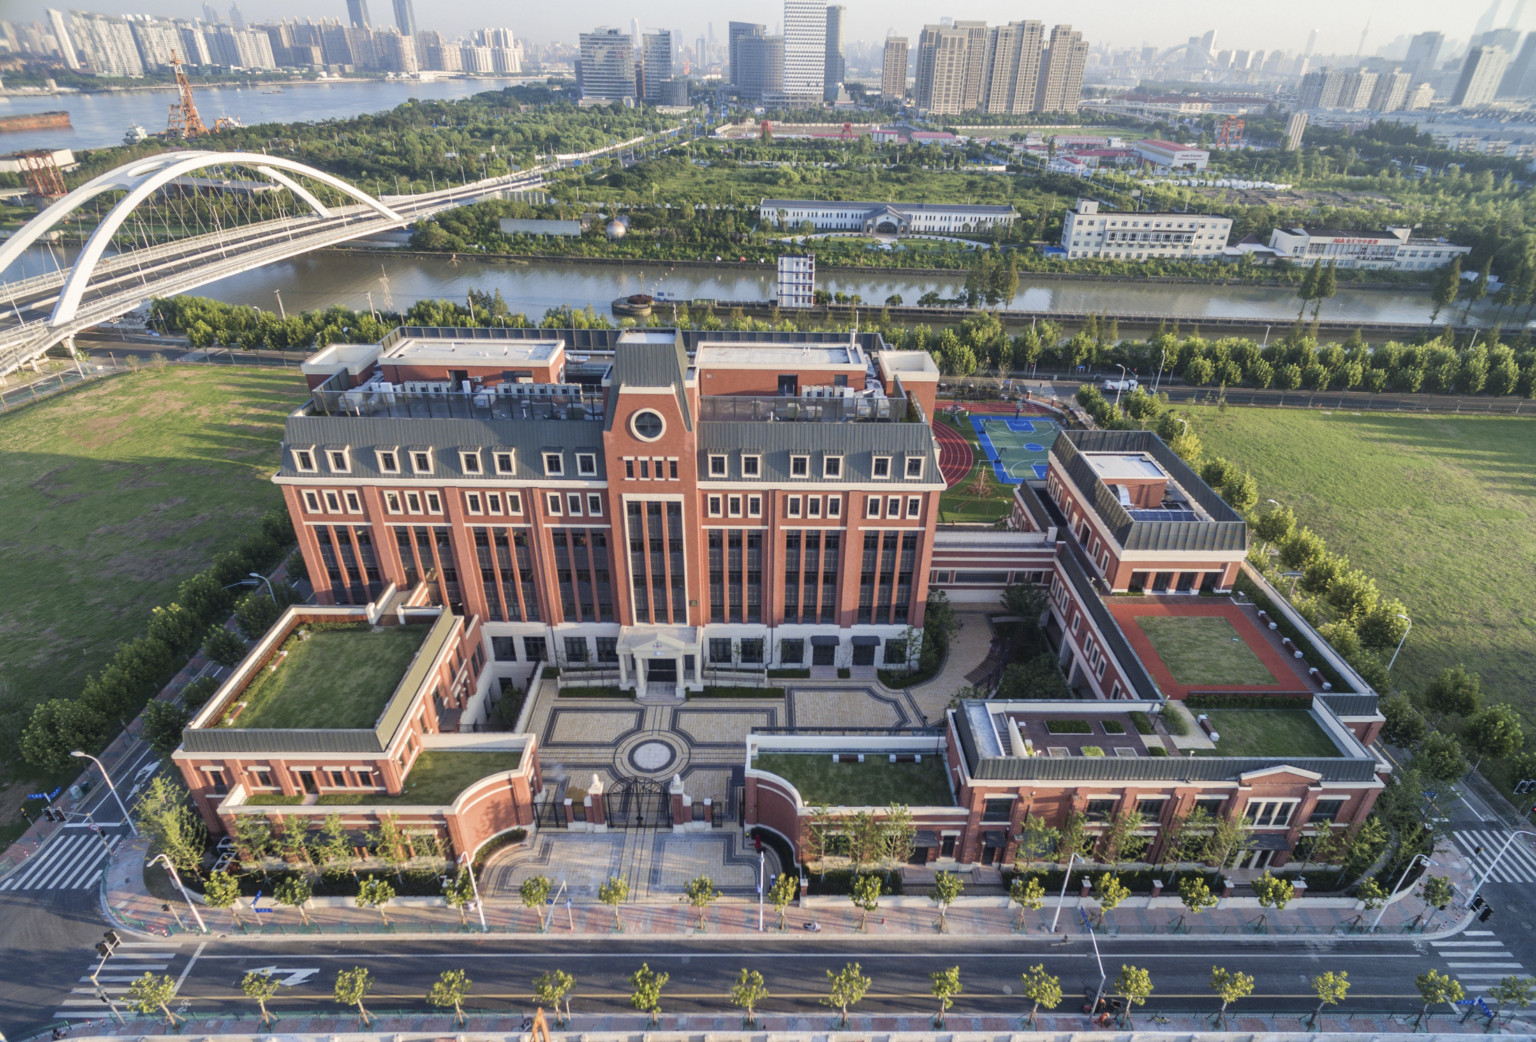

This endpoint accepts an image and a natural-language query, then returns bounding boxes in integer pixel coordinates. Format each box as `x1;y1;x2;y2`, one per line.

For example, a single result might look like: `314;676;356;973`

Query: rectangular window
872;455;890;478
466;492;483;514
326;448;350;473
425;492;442;513
747;495;762;517
248;767;274;789
823;455;842;478
787;496;802;518
742;455;761;477
807;497;821;518
709;637;733;663
323;491;341;513
865;497;880;519
543;452;564;477
905;456;924;479
1085;798;1117;822
494;450;515;475
669;458;679;480
411;450;433;474
728;495;742;517
1309;799;1346;824
587;493;603;516
383;491;402;514
740;638;764;664
780;638;804;664
576;452;597;476
708;454;728;477
708;495;723;517
523;635;547;662
344;491;361;513
907;496;921;518
640;459;650;479
303;490;321;513
485;492;502;514
981;797;1013;823
563;637;587;664
887;496;901;518
294;448;316;473
567;493;583;516
406;491;422;513
546;493;562;516
491;635;518;660
596;637;619;663
460;451;482;475
377;449;400;474
506;491;523;514
790;455;809;477
827;496;841;518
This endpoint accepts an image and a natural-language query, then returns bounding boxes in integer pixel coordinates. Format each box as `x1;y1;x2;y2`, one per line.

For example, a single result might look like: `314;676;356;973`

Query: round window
631;409;665;441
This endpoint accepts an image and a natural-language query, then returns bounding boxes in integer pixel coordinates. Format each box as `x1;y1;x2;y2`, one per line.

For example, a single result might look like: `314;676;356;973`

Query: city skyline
4;0;1531;55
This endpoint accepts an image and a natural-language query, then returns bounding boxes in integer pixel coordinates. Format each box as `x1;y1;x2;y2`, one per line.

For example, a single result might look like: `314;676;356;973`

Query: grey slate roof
698;420;939;482
1319;693;1381;718
606;334;693;431
1056;543;1161;701
278;415;606;480
1054;429;1248;554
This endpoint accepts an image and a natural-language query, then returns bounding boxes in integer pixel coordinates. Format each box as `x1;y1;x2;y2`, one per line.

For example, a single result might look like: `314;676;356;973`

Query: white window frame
302;490;321;513
466;491;484;515
323;491;341;513
506;491;524;514
807;496;821;518
790;455;809;478
543;452;564;477
486;491;503;514
294;447;318;473
905;456;925;479
546;492;563;516
865;497;881;519
576;452;598;476
493;450;516;475
707;494;723;517
405;491;423;513
887;495;901;517
742;454;762;478
747;494;762;517
383;490;402;514
823;455;843;479
708;454;728;477
587;493;603;516
326;447;351;474
410;449;434;475
907;496;921;518
425;492;442;513
377;448;400;474
787;495;802;518
827;496;842;518
728;494;742;518
566;492;583;516
872;455;891;479
460;450;483;475
343;490;362;514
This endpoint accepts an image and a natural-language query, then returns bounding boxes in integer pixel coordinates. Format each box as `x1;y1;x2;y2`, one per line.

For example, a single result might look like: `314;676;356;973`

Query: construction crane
760;119;772;142
840;121;854;140
1215;115;1245;150
164;52;209;139
17;150;67;199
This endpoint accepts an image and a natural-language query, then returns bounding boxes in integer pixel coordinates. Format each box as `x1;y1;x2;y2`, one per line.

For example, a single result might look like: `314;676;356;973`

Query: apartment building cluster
16;3;520;77
907;20;1087;115
577;27;683;106
1296;66;1426;114
725;2;841;108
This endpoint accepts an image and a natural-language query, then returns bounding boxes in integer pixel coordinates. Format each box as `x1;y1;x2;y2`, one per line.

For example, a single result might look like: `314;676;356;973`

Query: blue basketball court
971;416;1061;485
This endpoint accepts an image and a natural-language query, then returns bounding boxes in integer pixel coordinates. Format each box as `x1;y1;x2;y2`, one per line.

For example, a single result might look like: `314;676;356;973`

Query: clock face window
632;410;665;441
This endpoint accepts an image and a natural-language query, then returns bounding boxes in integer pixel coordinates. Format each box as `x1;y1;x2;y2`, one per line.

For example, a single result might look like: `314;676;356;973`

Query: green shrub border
1235;572;1354;693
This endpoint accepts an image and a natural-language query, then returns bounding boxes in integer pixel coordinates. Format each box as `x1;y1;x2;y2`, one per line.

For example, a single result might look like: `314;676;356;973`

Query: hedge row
1233;573;1353;693
20;508;296;772
1184;693;1317;711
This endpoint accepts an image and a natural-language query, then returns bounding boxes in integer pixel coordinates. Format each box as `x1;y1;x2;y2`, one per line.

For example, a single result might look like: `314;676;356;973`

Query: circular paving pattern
631;740;676;772
613;729;688;779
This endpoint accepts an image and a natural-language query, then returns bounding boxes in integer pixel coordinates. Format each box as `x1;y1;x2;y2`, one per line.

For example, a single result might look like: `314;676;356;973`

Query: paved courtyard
481;830;776;901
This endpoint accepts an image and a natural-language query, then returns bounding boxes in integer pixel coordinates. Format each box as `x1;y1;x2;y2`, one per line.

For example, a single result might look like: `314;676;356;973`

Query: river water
3;245;1509;326
0;77;527;152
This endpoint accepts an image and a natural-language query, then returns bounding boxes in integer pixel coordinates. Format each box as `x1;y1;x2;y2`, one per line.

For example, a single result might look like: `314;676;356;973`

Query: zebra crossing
1432;932;1533;989
1451;829;1536;885
0;829;122;892
55;942;185;1021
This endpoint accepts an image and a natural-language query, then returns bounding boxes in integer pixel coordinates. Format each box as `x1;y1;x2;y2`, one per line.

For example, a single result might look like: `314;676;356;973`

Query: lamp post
1111;364;1129;410
1049;851;1085;933
273;290;286;320
248;572;277;602
758;849;765;933
1280;570;1303;600
149;853;208;933
1080;906;1108;1019
70;751;138;836
458;851;489;933
1386;614;1412;672
1464;831;1536;909
1370;853;1437;931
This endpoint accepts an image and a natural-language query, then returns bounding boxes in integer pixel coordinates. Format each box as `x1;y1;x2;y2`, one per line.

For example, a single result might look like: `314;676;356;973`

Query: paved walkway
907;613;995;723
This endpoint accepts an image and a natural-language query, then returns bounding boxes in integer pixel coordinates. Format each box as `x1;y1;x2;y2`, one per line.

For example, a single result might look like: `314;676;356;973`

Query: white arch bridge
0;149;545;378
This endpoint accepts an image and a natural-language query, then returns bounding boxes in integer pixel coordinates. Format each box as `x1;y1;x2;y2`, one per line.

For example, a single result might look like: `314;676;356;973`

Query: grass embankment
1186;406;1536;736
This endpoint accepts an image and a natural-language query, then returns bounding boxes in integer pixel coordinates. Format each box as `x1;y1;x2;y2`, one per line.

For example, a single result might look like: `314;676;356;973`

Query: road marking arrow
245;966;320;988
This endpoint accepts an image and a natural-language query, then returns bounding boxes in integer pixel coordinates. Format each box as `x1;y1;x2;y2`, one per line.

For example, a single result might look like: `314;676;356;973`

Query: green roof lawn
754;752;954;807
223;625;429;730
1195;709;1341;759
244;750;524;806
1133;615;1279;686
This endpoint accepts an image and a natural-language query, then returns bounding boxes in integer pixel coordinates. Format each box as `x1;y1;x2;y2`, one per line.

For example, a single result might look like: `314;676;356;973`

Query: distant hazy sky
6;0;1529;53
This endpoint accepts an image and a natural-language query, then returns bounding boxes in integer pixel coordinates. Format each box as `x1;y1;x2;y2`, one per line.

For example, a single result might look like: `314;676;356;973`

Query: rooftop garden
1193;709;1341;759
244;750;524;807
754;752;954;807
1132;615;1279;686
217;624;430;730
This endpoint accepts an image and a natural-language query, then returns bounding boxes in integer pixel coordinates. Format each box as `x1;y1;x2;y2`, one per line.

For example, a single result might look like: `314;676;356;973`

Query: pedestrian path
1432;931;1533;989
54;941;185;1021
0;830;122;891
1451;828;1536;884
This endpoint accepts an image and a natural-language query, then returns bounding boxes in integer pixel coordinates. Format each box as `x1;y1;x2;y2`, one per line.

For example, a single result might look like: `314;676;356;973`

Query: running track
934;421;974;488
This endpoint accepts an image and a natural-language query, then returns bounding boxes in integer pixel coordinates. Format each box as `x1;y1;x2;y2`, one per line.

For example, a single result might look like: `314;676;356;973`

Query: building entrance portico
617;626;702;701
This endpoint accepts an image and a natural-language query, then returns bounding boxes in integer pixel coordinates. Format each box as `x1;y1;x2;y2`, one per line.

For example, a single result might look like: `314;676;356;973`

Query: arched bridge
0;149;545;377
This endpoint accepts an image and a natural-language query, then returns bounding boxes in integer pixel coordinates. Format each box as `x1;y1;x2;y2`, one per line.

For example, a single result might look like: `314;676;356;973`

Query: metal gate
604;778;670;829
534;784;565;830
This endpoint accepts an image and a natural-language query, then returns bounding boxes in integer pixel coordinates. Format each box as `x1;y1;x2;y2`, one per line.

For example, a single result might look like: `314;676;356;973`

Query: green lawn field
0;365;307;741
1185;405;1536;732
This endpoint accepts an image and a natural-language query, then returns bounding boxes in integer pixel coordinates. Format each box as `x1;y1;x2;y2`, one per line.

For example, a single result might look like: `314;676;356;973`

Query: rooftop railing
699;392;916;424
307;382;607;422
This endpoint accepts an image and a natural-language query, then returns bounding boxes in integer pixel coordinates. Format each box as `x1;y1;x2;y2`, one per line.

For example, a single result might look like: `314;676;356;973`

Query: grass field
934;413;1016;524
1132;616;1279;686
753;753;955;807
0;365;307;739
226;625;428;730
1196;710;1341;759
1186;405;1536;734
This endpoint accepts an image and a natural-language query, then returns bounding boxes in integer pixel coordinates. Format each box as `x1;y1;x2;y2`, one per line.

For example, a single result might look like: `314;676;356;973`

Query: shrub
1045;719;1092;734
1101;719;1126;734
1161;709;1191;736
1185;693;1312;711
1082;746;1105;757
1128;711;1154;735
1148;746;1170;756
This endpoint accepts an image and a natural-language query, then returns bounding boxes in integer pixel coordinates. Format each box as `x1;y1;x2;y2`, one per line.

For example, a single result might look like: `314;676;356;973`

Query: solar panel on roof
1128;508;1199;522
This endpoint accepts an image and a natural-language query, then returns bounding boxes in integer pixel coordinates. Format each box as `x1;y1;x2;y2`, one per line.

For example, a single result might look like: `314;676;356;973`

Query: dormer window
460;451;482;475
872;456;891;479
790;455;809;478
494;451;516;475
293;448;317;473
576;452;597;477
904;456;925;479
823;455;842;479
377;449;400;474
742;454;761;478
708;454;728;477
543;452;564;477
410;450;433;475
326;448;350;474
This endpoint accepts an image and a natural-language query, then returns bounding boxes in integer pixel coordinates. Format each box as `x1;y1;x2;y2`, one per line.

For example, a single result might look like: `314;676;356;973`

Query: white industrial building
1132;138;1210;171
1059;199;1232;261
760;198;1017;235
1267;226;1472;271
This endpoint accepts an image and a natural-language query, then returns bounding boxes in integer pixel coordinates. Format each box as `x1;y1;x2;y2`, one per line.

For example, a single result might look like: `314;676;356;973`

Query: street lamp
1370;853;1437;931
248;572;276;602
1280;570;1304;600
70;751;138;836
1111;364;1129;410
1386;614;1412;673
1050;850;1086;933
273;290;286;320
149;853;208;934
1080;906;1108;1020
457;851;489;933
1464;831;1536;909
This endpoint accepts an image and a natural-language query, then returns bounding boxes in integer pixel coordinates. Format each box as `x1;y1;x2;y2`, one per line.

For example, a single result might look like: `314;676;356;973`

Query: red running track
934;421;974;488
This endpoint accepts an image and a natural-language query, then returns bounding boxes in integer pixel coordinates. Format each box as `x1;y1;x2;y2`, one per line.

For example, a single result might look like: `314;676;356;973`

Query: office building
1284;111;1308;150
881;35;908;101
728;21;765;89
47;7;79;68
980;19;1043;115
914;23;969;114
823;5;844;102
778;0;826;106
1404;31;1444;80
391;0;414;38
1060;199;1231;261
345;0;370;29
735;32;783;100
641;30;673;104
761;198;1017;234
1267;226;1472;270
776;254;815;308
579;28;635;104
1036;24;1087;112
1452;45;1510;106
1499;34;1536;96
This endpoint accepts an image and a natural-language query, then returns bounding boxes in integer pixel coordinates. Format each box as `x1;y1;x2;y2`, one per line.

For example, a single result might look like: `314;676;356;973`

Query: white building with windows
1267;226;1472;271
777;254;815;308
1059;199;1232;261
760;198;1017;235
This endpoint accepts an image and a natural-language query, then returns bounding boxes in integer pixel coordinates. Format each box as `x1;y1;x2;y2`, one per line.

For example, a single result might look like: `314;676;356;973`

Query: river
0;77;528;151
2;246;1512;327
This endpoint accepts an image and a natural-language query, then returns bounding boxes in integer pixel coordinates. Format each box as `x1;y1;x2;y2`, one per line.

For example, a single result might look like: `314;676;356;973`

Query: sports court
970;416;1063;485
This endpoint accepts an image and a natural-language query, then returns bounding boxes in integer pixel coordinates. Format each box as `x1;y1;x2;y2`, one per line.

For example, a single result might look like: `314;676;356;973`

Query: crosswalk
1451;829;1536;885
1432;931;1533;990
54;942;186;1022
0;829;122;892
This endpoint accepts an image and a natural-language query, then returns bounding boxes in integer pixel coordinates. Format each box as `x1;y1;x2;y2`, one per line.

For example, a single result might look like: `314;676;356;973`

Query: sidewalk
102;828;1481;944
